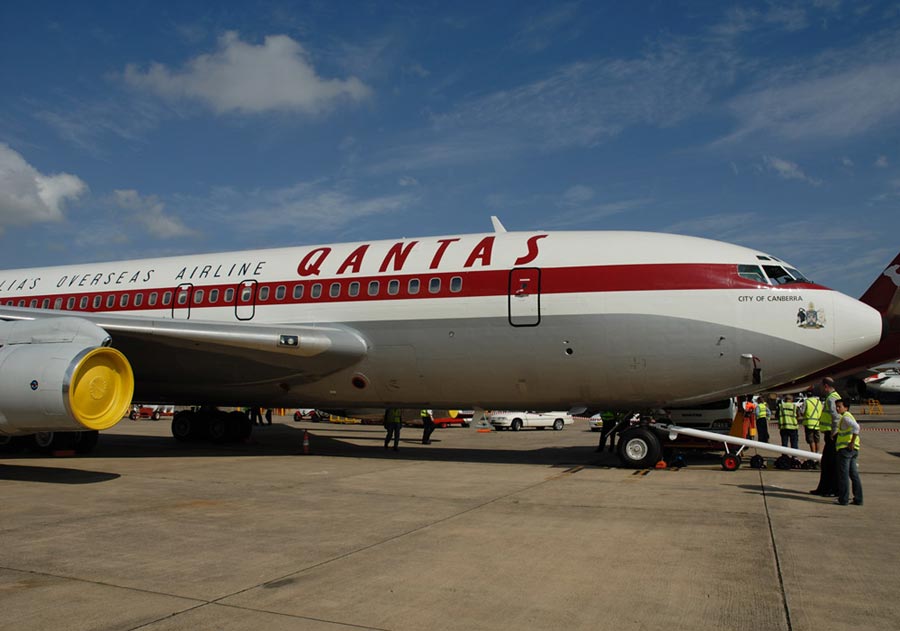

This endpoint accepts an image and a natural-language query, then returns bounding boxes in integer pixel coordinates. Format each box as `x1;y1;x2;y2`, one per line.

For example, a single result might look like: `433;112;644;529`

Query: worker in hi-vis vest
756;397;770;443
811;378;841;497
420;409;435;445
778;394;799;450
833;399;862;506
383;408;403;451
801;394;823;455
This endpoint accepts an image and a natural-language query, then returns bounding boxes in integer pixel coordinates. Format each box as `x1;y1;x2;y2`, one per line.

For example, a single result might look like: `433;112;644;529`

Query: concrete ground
1;409;898;631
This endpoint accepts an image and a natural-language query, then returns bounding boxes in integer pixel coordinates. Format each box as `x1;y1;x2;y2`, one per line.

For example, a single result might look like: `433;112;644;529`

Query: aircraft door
172;283;193;320
235;280;257;321
508;267;541;326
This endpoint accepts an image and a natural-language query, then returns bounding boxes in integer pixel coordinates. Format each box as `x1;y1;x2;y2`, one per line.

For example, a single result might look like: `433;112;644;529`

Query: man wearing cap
810;378;840;496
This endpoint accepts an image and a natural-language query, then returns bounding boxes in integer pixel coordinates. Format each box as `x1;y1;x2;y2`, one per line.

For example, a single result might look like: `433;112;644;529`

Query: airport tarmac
2;410;899;631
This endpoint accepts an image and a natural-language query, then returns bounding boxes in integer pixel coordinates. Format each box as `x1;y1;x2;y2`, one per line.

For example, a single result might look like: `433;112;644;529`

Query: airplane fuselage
0;230;883;410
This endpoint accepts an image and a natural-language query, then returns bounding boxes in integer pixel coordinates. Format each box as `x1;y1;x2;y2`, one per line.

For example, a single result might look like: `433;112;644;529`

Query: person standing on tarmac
811;377;841;497
420;409;435;444
384;408;402;451
756;396;770;443
800;393;823;455
778;394;799;449
833;399;863;506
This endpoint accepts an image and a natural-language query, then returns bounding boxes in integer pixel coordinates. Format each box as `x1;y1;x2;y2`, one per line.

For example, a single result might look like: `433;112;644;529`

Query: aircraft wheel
722;454;742;471
228;411;252;441
617;428;661;469
172;411;197;441
209;416;229;443
553;419;564;431
511;419;523;431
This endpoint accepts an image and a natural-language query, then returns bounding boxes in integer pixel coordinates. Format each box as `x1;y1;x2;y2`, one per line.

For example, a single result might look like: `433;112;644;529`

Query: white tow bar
659;424;821;462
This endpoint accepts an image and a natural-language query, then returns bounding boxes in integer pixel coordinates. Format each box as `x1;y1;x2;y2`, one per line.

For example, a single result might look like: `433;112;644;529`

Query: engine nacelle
0;317;134;436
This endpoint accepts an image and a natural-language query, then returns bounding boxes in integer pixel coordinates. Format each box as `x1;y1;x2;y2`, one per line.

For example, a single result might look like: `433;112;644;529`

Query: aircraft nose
832;292;882;359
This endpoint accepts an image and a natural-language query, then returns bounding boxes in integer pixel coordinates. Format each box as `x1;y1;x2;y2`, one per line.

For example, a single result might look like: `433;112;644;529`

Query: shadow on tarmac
0;464;120;484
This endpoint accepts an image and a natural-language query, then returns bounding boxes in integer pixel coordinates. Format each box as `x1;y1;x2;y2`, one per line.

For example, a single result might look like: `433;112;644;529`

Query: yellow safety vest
819;391;841;431
778;402;798;430
386;409;403;424
835;412;860;451
757;401;768;419
803;397;823;429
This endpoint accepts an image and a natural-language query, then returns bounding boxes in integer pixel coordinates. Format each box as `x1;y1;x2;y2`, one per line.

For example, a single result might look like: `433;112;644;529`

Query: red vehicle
432;416;470;428
129;405;175;421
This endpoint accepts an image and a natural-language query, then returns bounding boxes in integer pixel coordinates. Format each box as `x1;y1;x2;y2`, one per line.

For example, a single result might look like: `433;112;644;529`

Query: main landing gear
171;407;252;443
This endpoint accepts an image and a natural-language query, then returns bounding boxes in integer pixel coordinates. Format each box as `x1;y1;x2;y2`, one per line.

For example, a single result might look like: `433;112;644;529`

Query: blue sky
0;0;898;297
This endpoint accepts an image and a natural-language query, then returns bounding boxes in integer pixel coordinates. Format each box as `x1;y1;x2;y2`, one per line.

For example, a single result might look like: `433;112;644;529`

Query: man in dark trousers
384;408;402;451
811;378;841;496
420;409;435;444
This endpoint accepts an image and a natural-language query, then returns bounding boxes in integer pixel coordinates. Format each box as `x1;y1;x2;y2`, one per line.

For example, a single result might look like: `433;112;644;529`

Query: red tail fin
860;251;900;315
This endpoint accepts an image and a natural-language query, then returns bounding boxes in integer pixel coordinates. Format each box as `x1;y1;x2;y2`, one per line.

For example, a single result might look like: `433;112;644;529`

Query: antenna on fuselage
490;216;507;233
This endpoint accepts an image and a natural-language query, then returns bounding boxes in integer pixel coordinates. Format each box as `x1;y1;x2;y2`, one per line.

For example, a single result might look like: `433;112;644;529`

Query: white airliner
864;369;900;394
0;222;892;450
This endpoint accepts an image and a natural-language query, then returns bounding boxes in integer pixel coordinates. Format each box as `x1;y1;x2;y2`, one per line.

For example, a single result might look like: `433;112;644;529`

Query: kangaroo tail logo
885;265;900;287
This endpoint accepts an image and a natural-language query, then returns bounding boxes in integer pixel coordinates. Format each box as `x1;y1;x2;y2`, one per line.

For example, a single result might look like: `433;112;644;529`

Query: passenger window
311;283;322;299
148;292;158;307
330;282;341;298
93;295;101;309
293;283;304;300
275;285;286;300
240;286;253;301
18;299;26;307
450;276;463;293
134;293;143;307
162;291;173;306
209;289;219;303
106;295;115;308
30;299;38;308
193;290;204;304
177;291;189;305
79;296;88;309
259;286;270;301
120;294;130;308
42;298;51;309
429;278;441;294
408;278;420;294
388;279;400;295
368;280;380;296
738;265;767;284
55;298;63;309
67;297;76;309
349;281;360;297
224;288;234;303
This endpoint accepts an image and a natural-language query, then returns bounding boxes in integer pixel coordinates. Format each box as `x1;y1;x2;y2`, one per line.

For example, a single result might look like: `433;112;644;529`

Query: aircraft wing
0;306;369;391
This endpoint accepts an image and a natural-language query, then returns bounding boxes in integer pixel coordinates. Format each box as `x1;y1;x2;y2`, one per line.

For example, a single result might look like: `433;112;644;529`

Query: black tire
209;416;229;443
74;430;99;454
129;411;138;420
29;431;78;454
294;411;303;422
722;454;742;471
617;427;662;468
151;411;161;421
553;419;564;431
172;411;196;441
511;419;523;431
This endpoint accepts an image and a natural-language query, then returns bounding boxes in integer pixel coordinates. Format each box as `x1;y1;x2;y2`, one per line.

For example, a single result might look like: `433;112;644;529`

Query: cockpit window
762;265;796;285
738;264;767;283
785;267;811;283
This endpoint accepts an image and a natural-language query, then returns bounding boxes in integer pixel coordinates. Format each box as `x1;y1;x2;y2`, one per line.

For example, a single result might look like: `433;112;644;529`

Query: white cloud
113;189;194;238
841;156;854;168
0;143;88;232
723;57;900;143
123;31;372;115
762;155;822;186
397;176;419;187
561;185;594;206
875;155;889;167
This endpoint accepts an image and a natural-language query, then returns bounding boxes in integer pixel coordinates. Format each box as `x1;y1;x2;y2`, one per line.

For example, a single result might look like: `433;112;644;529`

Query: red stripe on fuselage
0;263;828;313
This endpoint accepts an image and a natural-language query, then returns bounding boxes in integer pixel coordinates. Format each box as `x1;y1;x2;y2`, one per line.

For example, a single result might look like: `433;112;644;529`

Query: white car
489;411;573;431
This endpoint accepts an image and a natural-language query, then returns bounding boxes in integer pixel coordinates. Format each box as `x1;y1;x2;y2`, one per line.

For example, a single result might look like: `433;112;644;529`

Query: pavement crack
759;470;794;631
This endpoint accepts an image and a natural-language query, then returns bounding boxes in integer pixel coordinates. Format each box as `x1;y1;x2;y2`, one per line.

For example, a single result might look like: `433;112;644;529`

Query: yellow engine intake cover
69;348;135;430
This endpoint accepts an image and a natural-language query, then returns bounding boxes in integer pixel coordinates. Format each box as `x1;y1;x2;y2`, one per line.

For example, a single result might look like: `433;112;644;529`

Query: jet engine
0;317;134;436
